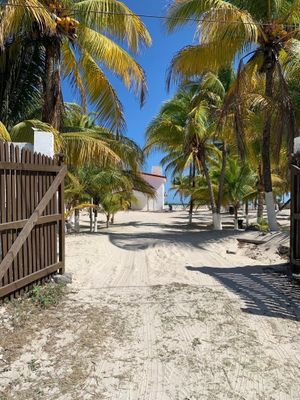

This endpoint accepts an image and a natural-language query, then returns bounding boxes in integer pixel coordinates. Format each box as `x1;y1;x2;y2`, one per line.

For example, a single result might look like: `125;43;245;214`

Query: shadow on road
187;264;300;321
107;229;240;251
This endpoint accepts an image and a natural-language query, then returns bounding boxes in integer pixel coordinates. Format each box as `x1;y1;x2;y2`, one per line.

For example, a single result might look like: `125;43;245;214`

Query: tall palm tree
146;73;232;228
0;0;151;130
166;0;300;231
145;83;223;227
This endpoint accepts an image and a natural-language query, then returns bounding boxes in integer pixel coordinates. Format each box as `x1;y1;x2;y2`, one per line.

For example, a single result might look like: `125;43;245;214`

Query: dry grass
0;285;133;400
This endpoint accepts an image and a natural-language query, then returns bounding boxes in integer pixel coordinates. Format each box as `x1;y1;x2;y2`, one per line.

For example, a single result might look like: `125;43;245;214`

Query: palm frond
76;27;147;105
166;0;228;32
61;42;87;112
167;43;241;88
0;121;11;141
0;0;55;48
62;131;121;167
74;0;152;52
79;51;125;130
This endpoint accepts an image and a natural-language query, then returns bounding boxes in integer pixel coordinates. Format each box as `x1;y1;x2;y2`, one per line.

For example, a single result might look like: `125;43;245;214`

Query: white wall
33;130;54;157
10;131;54;158
132;172;166;211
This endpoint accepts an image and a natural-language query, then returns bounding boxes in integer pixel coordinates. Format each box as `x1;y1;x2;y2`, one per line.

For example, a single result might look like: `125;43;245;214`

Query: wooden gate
290;154;300;273
0;142;66;299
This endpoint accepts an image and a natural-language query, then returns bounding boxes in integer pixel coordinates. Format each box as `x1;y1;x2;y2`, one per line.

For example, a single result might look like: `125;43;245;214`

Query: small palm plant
65;171;91;232
66;166;155;232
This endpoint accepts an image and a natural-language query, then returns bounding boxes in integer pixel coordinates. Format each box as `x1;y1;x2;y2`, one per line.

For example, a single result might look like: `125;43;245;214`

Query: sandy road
0;210;300;399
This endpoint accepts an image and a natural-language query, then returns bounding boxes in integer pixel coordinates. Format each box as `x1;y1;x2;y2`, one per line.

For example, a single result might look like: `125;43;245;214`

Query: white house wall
132;173;166;211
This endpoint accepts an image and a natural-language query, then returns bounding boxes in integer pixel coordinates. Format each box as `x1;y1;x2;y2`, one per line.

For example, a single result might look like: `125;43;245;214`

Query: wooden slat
21;149;28;282
26;150;33;277
58;156;65;274
37;153;43;272
10;144;17;296
15;146;23;293
0;143;6;256
0;214;62;232
53;156;58;266
0;143;7;289
4;143;11;287
0;164;67;282
46;157;51;267
49;157;55;266
0;262;62;298
31;152;37;276
0;161;61;172
42;155;48;270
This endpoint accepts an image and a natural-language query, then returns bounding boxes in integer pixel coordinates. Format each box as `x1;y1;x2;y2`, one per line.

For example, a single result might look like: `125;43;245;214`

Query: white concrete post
33;130;54;157
294;137;300;154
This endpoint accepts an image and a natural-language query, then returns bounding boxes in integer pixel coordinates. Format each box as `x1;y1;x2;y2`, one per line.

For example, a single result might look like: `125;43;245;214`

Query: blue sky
63;1;197;202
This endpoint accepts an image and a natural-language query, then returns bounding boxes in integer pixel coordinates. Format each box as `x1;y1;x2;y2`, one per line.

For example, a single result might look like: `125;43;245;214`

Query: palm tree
60;103;146;171
70;166;155;231
146;73;232;228
0;39;44;128
212;156;257;229
145;83;222;227
0;0;151;130
0;101;149;170
166;0;300;231
0;119;121;167
65;171;92;232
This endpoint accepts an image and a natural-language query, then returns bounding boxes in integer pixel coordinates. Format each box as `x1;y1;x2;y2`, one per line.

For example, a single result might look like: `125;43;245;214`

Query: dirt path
1;211;300;399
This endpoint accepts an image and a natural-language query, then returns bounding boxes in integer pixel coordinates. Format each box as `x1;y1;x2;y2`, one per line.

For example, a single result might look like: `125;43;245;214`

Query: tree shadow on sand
107;229;240;250
186;264;300;321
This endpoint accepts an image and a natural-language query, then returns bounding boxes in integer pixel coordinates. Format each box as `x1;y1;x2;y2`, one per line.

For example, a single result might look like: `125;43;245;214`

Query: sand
0;210;300;400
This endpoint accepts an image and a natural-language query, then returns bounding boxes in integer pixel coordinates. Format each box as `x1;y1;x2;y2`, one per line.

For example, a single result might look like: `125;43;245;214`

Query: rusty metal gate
0;142;66;299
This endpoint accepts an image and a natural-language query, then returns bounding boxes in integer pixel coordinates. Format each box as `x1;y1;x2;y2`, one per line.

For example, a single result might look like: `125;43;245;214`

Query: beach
0;210;299;399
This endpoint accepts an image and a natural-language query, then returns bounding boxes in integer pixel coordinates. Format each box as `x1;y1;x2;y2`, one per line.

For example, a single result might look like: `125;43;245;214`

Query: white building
132;167;166;211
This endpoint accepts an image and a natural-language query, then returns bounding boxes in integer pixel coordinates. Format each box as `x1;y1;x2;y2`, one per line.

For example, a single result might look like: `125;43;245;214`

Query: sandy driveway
1;211;300;399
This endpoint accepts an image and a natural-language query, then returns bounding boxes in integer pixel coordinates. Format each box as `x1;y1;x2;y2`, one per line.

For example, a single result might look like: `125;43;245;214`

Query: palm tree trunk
106;214;110;228
257;163;264;222
234;106;246;161
216;142;227;230
94;209;98;232
257;190;264;222
199;154;218;229
234;206;239;230
74;208;80;233
263;66;278;231
245;200;249;227
89;202;93;233
188;160;196;224
42;39;63;130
